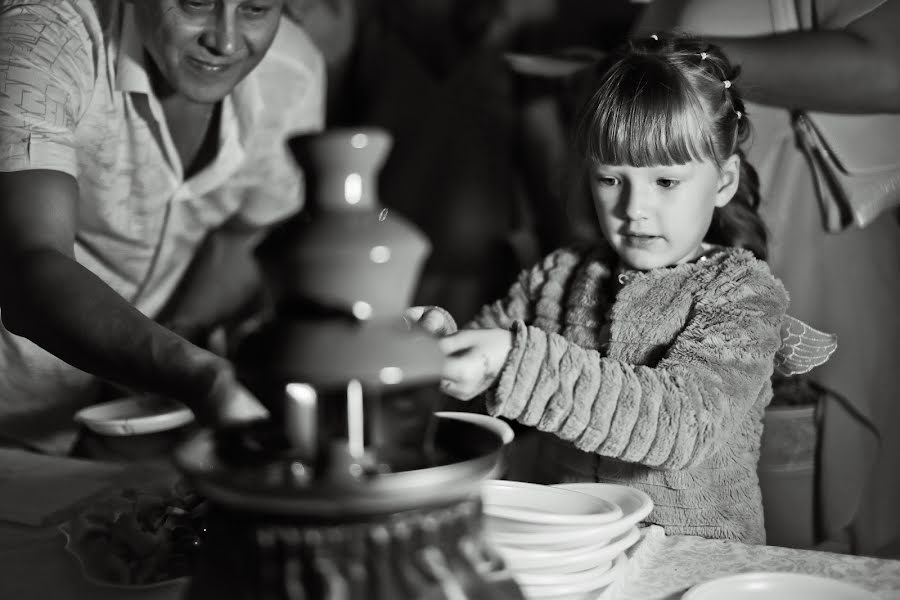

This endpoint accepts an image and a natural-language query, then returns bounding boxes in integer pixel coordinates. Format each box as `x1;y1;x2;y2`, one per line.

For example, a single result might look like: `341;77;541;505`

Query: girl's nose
624;188;651;220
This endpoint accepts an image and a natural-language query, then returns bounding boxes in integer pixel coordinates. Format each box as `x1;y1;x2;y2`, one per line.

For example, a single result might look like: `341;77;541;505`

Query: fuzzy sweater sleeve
486;262;789;470
466;248;579;330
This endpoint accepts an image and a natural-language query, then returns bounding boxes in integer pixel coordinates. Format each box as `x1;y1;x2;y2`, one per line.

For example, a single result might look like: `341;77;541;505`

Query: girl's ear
714;153;741;208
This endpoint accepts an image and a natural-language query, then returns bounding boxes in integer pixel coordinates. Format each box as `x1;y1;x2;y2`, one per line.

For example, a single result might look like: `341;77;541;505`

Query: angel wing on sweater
774;315;838;376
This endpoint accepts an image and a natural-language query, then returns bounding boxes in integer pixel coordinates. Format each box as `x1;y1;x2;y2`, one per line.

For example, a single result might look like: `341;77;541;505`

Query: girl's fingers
441;353;482;384
438;330;479;355
402;306;426;328
420;308;447;334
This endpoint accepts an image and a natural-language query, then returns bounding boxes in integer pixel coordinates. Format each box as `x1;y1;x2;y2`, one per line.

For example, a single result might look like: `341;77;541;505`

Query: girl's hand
438;329;512;401
403;306;458;336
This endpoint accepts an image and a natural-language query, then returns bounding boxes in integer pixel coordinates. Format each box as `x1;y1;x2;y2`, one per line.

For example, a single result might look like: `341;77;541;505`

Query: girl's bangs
579;61;716;167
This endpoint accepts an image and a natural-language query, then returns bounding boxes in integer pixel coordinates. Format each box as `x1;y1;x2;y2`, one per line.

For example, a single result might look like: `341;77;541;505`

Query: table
1;449;898;600
612;527;900;600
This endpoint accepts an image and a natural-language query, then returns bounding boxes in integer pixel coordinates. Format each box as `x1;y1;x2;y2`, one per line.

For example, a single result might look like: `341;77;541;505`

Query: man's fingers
196;364;269;426
218;382;269;425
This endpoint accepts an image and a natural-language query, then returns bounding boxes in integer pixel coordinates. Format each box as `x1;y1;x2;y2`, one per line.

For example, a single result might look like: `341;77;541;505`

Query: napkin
0;449;123;526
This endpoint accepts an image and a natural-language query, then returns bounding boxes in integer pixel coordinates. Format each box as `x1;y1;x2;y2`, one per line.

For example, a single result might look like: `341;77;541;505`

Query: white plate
74;396;194;436
515;556;614;586
435;411;515;444
519;553;627;599
482;480;623;526
683;572;879;600
554;483;654;525
483;482;652;548
493;526;640;572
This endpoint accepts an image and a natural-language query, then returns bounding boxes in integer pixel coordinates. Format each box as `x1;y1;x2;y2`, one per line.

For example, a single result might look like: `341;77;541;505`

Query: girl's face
132;0;285;104
589;156;740;271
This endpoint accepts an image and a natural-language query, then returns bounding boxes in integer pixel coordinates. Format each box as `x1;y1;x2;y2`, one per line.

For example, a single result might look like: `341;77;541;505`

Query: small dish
519;553;627;599
75;396;194;436
682;572;878;600
435;411;515;445
492;526;640;572
515;556;614;586
553;482;654;525
482;480;623;526
486;517;624;549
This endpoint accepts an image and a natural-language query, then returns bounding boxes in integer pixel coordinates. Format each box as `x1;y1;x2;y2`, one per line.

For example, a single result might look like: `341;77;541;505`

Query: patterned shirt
0;0;325;452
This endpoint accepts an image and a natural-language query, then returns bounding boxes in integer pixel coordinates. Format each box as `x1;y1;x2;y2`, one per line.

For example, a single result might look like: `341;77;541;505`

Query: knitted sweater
466;244;788;544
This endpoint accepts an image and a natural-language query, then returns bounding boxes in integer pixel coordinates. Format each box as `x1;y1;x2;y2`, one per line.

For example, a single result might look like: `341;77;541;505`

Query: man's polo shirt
0;0;325;452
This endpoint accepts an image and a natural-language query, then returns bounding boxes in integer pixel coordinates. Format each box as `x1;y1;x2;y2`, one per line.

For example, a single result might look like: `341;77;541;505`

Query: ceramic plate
482;480;623;526
435;412;515;445
493;526;640;573
553;483;654;525
515;556;614;586
519;553;627;599
682;572;879;600
483;482;651;548
74;396;194;436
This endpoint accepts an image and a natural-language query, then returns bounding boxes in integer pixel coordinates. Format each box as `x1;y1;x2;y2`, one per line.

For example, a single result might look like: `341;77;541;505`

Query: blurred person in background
0;0;325;454
633;0;900;557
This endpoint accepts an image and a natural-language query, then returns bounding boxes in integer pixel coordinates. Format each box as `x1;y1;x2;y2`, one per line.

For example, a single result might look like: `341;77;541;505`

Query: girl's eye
595;176;619;187
657;178;680;189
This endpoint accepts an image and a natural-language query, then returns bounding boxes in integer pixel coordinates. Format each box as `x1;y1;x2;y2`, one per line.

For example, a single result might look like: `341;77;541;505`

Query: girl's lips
622;233;661;247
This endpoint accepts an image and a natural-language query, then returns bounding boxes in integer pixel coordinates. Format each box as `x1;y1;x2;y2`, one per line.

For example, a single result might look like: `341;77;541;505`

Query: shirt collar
114;3;152;94
113;3;264;138
230;68;264;141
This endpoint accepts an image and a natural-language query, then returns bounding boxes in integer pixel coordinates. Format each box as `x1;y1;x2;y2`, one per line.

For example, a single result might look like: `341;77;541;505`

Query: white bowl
435;411;514;444
74;396;194;436
682;572;878;600
482;480;622;526
493;526;640;572
519;553;627;599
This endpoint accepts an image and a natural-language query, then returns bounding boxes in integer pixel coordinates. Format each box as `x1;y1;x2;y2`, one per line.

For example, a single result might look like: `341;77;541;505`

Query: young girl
408;34;835;544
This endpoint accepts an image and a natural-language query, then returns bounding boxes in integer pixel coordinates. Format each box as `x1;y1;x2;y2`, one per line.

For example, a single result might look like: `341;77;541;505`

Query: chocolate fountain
174;128;524;599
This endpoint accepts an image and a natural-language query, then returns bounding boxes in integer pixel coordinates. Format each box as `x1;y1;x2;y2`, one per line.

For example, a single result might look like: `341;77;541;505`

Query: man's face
132;0;285;104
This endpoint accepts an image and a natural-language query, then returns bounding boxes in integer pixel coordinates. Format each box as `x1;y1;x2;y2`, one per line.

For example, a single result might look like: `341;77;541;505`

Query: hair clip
723;80;732;89
700;52;708;61
735;110;743;119
650;34;659;41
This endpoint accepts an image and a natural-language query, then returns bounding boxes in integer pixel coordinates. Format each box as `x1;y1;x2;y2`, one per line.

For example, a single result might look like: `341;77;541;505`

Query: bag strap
812;379;882;553
770;0;801;32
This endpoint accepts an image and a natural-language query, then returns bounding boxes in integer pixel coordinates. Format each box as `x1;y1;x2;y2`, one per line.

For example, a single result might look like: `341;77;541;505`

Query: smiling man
0;0;324;453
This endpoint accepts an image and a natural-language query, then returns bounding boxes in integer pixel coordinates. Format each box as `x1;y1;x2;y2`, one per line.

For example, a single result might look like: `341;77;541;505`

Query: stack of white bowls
481;480;653;600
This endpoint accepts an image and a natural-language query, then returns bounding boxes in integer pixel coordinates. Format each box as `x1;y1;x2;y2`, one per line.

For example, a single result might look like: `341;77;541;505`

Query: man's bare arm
0;169;243;422
634;0;900;113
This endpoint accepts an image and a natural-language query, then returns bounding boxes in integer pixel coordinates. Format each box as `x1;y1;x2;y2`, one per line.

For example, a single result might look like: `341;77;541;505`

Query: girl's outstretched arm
485;265;788;471
467;248;579;330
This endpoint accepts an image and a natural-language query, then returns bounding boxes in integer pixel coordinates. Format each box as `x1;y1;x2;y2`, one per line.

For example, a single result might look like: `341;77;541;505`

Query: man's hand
438;328;512;401
189;353;269;427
